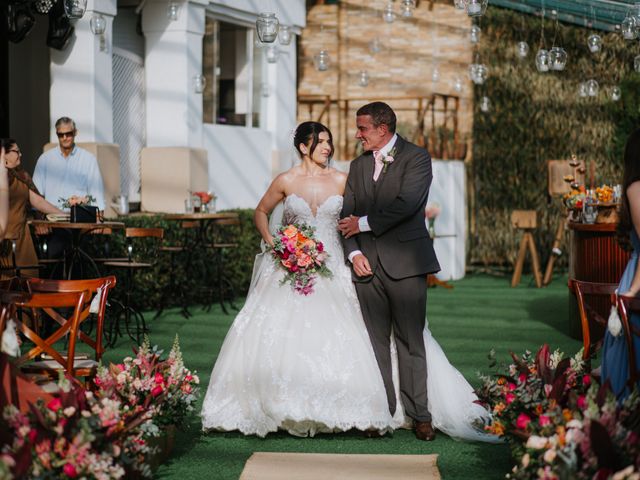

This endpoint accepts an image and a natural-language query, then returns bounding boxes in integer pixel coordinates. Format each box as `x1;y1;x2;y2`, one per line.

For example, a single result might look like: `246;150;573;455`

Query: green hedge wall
471;7;640;267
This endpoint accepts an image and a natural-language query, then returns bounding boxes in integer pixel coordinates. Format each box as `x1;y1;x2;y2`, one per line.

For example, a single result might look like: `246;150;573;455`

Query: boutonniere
382;147;397;173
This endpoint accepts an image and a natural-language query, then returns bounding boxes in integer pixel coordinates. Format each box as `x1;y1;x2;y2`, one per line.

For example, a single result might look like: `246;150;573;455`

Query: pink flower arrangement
271;223;332;295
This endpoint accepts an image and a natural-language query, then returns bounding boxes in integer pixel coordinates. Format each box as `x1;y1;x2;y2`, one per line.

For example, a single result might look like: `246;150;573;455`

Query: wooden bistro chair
207;217;241;314
615;295;640;389
103;228;164;344
27;276;117;362
568;279;618;362
0;289;92;383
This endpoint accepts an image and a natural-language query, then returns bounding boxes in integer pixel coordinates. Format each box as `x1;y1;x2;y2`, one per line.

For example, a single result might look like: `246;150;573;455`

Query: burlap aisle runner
239;452;441;479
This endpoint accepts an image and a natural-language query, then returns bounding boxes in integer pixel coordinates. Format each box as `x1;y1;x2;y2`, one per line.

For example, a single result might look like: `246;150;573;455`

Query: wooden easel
542;159;587;286
511;210;542;288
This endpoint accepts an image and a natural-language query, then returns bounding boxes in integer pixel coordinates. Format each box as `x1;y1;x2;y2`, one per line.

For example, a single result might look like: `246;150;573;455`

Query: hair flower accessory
382;147;397;173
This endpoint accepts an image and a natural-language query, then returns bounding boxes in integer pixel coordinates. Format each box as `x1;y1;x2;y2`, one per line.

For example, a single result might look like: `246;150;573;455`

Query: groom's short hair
356;102;396;133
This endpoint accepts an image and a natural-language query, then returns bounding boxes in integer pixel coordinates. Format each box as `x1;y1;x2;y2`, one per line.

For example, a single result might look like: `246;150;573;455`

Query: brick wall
298;0;475;160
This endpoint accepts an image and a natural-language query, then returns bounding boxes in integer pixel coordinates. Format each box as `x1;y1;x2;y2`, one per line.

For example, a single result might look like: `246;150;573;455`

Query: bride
201;122;497;442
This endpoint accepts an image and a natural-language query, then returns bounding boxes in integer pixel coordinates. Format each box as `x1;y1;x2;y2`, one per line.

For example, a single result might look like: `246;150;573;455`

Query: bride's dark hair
293;121;334;160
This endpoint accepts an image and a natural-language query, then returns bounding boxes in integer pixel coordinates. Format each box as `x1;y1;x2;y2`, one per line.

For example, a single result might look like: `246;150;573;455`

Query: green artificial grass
100;273;581;480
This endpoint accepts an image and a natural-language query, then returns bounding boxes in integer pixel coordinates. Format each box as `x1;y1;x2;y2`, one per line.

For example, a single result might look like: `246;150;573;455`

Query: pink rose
505;393;516;404
63;463;78;478
154;373;164;384
508;383;516;391
47;398;62;412
516;413;531;430
297;253;313;268
116;363;125;371
539;415;551;426
151;385;163;397
317;242;324;252
28;429;37;443
577;395;586;410
582;375;591;387
518;373;527;384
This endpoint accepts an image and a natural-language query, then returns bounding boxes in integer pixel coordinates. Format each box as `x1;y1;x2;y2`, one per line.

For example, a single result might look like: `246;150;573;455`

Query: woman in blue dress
602;128;640;399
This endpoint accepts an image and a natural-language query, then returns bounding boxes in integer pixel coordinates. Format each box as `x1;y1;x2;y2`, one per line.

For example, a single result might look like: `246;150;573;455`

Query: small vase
428;218;436;237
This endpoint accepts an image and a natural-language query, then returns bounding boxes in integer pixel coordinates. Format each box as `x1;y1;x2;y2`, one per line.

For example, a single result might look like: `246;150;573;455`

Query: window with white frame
202;17;263;127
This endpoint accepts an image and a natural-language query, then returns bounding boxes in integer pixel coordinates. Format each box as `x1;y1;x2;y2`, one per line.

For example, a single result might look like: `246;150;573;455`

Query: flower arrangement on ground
271;223;332;295
59;195;96;209
475;345;640;479
0;376;152;479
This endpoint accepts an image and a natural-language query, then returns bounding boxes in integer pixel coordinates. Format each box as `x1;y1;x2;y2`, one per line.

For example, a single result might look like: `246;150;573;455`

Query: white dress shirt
33;145;106;210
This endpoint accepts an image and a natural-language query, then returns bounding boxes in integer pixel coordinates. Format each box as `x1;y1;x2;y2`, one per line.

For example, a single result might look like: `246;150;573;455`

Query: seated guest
0;139;64;278
33;116;106;211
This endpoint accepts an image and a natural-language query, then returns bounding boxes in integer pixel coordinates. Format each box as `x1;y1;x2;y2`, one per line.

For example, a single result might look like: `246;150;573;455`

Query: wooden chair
207;217;241;313
511;210;542;288
568;279;618;361
0;234;44;279
0;289;92;380
26;276;117;361
103;228;164;344
615;295;640;388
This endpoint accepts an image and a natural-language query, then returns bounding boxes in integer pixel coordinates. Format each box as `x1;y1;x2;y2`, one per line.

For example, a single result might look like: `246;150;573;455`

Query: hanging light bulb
621;13;637;40
278;25;292;46
256;12;279;43
470;25;481;44
587;33;602;53
610;86;621;102
358;70;370;87
313;50;330;71
516;41;529;58
401;0;415;17
578;82;588;98
454;0;466;10
431;66;440;83
166;1;180;21
193;74;206;94
465;0;487;17
63;0;87;18
453;76;463;92
266;45;279;63
586;79;599;97
549;46;567;71
383;3;395;23
535;49;550;72
369;37;382;55
90;14;107;52
479;96;491;113
469;63;488;85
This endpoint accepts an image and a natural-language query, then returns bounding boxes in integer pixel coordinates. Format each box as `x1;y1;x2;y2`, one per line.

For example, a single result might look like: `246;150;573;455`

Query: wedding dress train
201;194;497;442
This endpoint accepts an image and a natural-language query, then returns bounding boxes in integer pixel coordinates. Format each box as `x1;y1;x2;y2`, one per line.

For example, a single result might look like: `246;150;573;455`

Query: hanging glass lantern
369;37;382;54
454;0;466;10
453;76;463;92
480;96;491;113
549;46;567;71
63;0;87;19
431;66;440;83
610;86;622;102
358;70;370;87
313;50;330;71
578;82;588;98
193;74;206;94
256;12;279;43
587;34;602;53
465;0;487;17
635;55;640;72
621;14;637;40
278;25;292;46
586;79;599;97
469;63;488;85
401;0;415;18
470;25;481;44
166;1;180;21
516;41;529;59
383;3;395;23
535;49;550;72
266;45;278;64
90;14;106;35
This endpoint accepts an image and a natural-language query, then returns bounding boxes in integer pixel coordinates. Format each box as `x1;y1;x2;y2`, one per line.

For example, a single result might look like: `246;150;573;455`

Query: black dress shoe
414;421;436;441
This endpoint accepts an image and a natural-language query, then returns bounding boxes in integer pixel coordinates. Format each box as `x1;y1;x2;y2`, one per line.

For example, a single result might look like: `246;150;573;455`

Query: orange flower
493;402;506;415
556;426;566;446
283;225;298;239
562;408;572;422
497;377;506;385
535;404;544;415
488;421;505;436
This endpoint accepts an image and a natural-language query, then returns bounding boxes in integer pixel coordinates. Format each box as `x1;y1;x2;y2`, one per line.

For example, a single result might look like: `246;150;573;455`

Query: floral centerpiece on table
0;375;153;479
94;336;200;428
59;195;96;209
271;223;332;295
425;203;441;237
475;345;640;479
193;192;215;205
595;185;614;204
563;185;586;211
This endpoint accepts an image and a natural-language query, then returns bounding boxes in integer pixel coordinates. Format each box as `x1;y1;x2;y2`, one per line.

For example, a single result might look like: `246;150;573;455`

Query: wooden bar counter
568;222;630;338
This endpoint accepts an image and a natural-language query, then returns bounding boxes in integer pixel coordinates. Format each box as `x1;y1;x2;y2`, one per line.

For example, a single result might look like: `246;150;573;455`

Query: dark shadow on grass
525;293;571;337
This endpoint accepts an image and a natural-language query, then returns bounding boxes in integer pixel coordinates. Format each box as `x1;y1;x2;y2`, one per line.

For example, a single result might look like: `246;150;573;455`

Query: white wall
203;124;272;210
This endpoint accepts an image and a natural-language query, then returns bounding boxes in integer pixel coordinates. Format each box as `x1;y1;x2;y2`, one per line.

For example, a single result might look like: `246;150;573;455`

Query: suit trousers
354;265;430;423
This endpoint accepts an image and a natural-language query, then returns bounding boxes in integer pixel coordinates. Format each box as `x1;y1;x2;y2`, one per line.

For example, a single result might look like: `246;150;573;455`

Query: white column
49;0;116;143
142;0;206;147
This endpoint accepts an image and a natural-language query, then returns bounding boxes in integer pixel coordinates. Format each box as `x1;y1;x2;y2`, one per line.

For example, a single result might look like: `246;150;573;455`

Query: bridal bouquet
271;223;332;295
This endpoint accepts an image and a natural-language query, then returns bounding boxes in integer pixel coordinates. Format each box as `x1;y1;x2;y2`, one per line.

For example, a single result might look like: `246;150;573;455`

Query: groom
338;102;440;441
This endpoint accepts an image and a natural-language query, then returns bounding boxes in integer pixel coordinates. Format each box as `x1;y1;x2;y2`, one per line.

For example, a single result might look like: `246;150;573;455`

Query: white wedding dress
201;194;498;442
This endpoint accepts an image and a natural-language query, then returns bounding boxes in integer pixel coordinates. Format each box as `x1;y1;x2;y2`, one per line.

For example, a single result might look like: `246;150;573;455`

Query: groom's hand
352;254;373;277
338;215;360;238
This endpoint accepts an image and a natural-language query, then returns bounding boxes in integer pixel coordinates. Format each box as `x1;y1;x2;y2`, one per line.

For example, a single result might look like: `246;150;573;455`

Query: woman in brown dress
1;139;63;278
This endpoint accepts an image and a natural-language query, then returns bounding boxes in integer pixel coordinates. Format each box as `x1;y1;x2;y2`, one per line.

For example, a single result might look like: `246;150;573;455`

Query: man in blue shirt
33;117;106;211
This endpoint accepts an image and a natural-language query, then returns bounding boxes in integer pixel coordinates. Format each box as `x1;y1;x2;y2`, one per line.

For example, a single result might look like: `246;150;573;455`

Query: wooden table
568;222;630;337
162;212;240;317
29;220;125;279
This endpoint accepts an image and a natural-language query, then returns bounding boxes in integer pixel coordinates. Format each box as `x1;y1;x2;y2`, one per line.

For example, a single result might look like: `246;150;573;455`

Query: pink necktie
373;150;384;181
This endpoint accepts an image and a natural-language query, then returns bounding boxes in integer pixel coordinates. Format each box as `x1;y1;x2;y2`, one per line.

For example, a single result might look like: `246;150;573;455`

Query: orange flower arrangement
595;185;613;203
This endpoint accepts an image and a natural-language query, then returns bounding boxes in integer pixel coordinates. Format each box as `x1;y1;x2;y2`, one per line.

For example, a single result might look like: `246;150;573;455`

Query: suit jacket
341;135;440;281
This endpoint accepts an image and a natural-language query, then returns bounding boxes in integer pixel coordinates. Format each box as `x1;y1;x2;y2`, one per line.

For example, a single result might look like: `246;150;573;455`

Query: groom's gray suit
341;134;440;423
